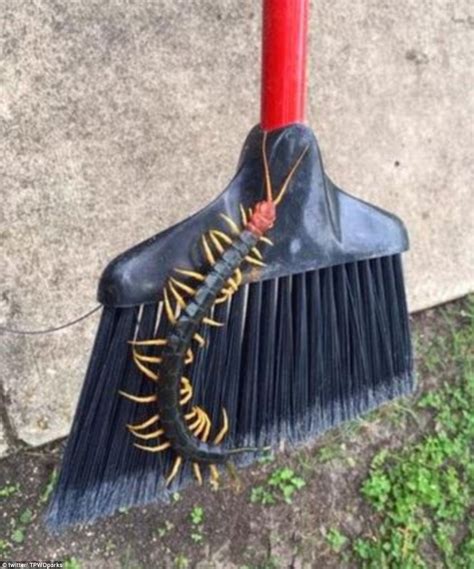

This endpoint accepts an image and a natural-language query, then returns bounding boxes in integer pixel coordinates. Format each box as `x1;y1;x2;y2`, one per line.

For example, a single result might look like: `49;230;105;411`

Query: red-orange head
246;200;276;237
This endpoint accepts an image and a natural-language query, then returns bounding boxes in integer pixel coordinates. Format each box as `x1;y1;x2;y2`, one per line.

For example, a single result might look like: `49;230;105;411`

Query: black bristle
47;254;413;529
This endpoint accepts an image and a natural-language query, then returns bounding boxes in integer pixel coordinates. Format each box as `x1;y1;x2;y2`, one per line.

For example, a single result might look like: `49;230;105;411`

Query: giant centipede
120;134;308;486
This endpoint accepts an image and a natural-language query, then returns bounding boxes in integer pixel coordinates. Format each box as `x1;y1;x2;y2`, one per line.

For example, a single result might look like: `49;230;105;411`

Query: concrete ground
0;1;473;458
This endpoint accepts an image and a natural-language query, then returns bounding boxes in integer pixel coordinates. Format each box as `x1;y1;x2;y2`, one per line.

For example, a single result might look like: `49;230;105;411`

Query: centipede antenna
262;131;273;202
274;145;310;206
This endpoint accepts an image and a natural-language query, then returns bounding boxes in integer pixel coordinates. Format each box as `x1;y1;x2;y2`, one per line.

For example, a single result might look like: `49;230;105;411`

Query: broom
47;0;413;529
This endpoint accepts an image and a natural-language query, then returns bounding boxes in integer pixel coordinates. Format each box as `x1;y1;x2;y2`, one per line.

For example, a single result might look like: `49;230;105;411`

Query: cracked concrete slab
1;0;473;450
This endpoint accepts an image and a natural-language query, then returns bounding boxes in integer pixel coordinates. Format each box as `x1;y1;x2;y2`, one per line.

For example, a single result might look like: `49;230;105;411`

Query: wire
0;305;102;336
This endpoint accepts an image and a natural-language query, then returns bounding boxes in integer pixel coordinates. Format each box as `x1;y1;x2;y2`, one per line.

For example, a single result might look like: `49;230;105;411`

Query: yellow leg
168;280;187;309
245;255;265;267
209;231;225;254
187;408;205;431
193;333;206;347
174;268;206;282
180;376;192;392
202;317;224;327
184;348;194;365
132;350;159;381
129;427;165;440
214;292;232;305
225;276;238;292
119;391;157;404
240;204;248;226
260;236;273;246
134;441;171;453
163;288;176;324
179;389;193;405
233;268;243;286
128;338;167;347
219;213;240;235
209;464;220;490
201;235;216;265
126;414;160;431
166;456;183;486
211;229;232;245
214;408;229;444
193;463;203;485
251;246;263;260
133;352;162;365
169;277;196;296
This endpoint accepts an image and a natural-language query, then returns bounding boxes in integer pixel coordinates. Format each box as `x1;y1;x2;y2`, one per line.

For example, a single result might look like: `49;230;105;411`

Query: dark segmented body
157;229;259;464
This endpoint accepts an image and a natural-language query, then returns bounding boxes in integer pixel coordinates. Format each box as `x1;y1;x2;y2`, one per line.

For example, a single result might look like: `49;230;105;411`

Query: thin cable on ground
0;305;102;336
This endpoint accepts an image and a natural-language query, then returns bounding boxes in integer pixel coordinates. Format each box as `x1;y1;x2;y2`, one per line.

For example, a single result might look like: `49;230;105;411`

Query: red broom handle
260;0;309;131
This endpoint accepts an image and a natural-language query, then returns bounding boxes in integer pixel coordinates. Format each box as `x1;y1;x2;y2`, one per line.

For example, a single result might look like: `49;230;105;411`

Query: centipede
119;133;308;487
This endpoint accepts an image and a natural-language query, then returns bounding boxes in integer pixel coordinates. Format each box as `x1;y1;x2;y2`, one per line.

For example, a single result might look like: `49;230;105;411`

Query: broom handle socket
260;0;309;131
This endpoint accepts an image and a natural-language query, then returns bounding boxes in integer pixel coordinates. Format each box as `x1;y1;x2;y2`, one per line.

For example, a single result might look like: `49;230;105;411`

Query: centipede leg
239;204;248;226
134;440;171;453
193;463;203;485
219;213;240;235
209;464;220;490
166;456;183;486
126;414;160;431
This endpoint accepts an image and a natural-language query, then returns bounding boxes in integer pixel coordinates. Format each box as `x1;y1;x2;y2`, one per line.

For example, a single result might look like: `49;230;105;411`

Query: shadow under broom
47;0;413;529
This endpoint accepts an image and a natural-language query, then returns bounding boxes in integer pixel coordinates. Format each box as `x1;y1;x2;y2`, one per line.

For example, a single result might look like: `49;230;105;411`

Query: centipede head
246;200;276;236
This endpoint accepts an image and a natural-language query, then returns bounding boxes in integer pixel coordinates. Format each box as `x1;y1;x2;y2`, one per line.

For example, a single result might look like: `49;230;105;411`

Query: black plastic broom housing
47;125;413;529
99;125;408;306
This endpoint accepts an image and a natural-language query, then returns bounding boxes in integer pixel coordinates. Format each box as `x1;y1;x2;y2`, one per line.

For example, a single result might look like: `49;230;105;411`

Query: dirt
0;298;468;568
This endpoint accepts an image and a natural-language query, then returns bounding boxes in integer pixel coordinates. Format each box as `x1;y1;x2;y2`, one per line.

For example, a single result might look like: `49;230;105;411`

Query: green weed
63;560;81;569
39;468;58;504
0;483;20;498
326;528;348;553
331;296;473;568
250;467;305;505
174;554;189;568
189;505;205;545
